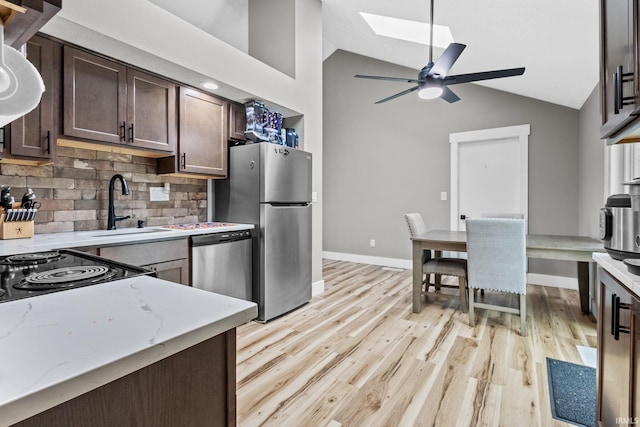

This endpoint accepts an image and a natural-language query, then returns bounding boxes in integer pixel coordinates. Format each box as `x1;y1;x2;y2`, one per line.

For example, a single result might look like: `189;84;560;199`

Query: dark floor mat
546;357;595;427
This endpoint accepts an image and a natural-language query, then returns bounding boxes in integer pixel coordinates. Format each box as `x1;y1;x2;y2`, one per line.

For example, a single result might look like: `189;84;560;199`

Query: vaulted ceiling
322;0;599;109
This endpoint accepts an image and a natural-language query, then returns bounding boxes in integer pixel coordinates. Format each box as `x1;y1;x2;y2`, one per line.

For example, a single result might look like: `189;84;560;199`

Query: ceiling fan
354;0;525;104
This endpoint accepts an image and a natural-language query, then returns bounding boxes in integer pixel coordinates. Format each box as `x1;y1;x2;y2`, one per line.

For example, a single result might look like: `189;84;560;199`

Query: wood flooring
236;260;597;427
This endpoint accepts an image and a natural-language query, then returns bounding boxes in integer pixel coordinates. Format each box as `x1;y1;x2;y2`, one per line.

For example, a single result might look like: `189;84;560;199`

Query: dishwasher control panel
190;229;252;246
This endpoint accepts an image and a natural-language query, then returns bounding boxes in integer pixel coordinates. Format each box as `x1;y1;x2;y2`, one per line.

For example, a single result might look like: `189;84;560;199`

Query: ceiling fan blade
355;74;422;83
428;43;466;78
444;67;525;85
375;86;420;104
440;86;460;103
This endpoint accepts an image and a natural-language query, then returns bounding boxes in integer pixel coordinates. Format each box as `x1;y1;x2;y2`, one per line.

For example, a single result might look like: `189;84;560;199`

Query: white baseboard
322;251;579;290
312;279;325;296
322;251;412;269
526;273;578;290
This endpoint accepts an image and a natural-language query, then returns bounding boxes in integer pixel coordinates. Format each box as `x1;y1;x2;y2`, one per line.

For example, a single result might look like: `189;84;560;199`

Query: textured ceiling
322;0;600;109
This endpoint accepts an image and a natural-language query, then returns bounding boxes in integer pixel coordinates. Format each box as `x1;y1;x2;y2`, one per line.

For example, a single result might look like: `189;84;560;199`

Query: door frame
449;124;530;230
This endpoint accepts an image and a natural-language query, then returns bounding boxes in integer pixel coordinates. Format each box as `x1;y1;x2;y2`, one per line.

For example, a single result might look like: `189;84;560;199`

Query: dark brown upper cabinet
126;70;177;152
229;102;246;141
2;34;57;163
158;87;228;178
600;0;640;142
63;46;176;154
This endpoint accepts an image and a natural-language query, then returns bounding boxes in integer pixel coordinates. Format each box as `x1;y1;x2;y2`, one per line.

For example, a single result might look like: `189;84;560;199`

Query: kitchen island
0;274;257;426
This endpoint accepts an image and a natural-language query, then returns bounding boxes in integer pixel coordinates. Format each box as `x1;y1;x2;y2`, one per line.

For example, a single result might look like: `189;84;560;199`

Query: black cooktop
0;249;155;303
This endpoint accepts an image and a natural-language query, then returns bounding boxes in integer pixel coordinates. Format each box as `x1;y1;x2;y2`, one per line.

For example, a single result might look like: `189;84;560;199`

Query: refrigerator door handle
268;202;310;207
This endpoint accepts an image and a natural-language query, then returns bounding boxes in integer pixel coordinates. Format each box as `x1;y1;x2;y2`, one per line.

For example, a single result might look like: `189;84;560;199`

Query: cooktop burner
0;249;155;303
2;251;63;266
15;266;117;290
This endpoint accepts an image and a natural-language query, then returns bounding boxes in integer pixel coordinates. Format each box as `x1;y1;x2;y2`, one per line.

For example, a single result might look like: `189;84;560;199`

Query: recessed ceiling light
201;81;219;90
360;12;453;48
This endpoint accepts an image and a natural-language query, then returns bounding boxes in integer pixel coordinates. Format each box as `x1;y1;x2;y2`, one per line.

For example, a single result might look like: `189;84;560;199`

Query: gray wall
578;86;605;238
323;50;582;277
249;0;295;77
149;0;249;53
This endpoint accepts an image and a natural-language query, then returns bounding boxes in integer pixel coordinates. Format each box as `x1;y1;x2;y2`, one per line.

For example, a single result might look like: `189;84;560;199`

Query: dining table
411;230;604;315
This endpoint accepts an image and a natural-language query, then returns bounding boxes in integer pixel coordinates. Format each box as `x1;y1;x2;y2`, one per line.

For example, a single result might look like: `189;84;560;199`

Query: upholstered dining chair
480;213;525;219
465;218;527;336
405;213;468;312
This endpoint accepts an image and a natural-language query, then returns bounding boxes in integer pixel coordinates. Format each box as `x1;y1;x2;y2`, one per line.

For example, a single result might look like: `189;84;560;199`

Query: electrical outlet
441;191;448;201
370;239;376;247
150;187;169;202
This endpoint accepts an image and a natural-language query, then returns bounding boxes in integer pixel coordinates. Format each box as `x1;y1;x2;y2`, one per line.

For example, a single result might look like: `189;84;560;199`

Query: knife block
0;214;34;239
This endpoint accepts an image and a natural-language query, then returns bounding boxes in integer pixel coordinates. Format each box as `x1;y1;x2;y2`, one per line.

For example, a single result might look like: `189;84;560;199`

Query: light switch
441;192;447;201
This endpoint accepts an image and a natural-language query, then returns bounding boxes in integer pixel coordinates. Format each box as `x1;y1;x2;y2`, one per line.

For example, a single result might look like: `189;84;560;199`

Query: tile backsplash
0;146;208;234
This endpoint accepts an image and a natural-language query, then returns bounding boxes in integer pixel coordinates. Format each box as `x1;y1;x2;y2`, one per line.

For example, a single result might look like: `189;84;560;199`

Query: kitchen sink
90;228;172;237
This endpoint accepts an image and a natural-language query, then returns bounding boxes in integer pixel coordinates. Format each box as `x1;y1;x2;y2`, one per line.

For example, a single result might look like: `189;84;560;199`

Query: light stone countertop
0;221;257;425
0;222;254;256
0;275;258;426
593;252;640;297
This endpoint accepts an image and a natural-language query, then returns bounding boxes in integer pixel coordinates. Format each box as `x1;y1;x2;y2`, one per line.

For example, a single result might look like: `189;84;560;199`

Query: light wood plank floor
236;260;597;426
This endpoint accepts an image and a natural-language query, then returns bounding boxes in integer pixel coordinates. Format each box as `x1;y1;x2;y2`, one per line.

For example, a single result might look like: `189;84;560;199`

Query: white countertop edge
593;252;640;296
0;303;257;426
0;223;255;256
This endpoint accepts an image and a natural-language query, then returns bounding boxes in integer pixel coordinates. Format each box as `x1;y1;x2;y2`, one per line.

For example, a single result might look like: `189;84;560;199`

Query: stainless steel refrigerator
215;143;312;322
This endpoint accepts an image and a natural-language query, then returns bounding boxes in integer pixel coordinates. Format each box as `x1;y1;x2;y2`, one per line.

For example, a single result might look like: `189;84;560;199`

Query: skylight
360;12;453;48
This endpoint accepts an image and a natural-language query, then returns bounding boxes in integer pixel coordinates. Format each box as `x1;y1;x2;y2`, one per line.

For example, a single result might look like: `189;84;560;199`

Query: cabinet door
126;69;177;153
178;88;228;176
147;259;189;285
229;102;246;141
6;35;55;160
601;0;637;138
63;46;127;143
598;270;633;425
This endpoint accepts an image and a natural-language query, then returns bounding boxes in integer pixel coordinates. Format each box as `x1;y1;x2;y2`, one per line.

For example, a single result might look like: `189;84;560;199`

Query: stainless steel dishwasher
190;230;252;301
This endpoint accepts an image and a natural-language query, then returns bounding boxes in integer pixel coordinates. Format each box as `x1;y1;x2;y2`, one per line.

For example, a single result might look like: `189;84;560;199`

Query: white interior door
450;125;529;231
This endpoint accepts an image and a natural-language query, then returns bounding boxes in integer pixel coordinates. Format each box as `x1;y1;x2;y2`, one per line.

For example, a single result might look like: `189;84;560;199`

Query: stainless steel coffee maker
600;178;640;260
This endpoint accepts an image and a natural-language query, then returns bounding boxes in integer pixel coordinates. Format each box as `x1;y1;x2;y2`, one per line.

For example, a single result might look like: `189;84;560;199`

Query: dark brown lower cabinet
98;239;190;285
12;329;237;427
597;267;640;426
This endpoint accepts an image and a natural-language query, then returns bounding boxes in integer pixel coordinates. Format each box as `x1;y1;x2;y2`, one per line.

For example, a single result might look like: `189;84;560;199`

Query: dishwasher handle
190;230;252;247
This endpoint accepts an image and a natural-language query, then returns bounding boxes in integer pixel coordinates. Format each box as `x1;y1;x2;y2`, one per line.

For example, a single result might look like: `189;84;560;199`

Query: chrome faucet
107;174;130;230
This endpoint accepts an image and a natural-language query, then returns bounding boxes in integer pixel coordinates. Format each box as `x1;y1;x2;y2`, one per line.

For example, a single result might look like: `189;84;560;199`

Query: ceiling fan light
418;85;443;99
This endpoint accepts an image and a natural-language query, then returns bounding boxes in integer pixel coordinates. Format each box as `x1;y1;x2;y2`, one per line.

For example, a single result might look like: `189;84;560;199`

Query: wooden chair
405;213;468;312
466;218;527;336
